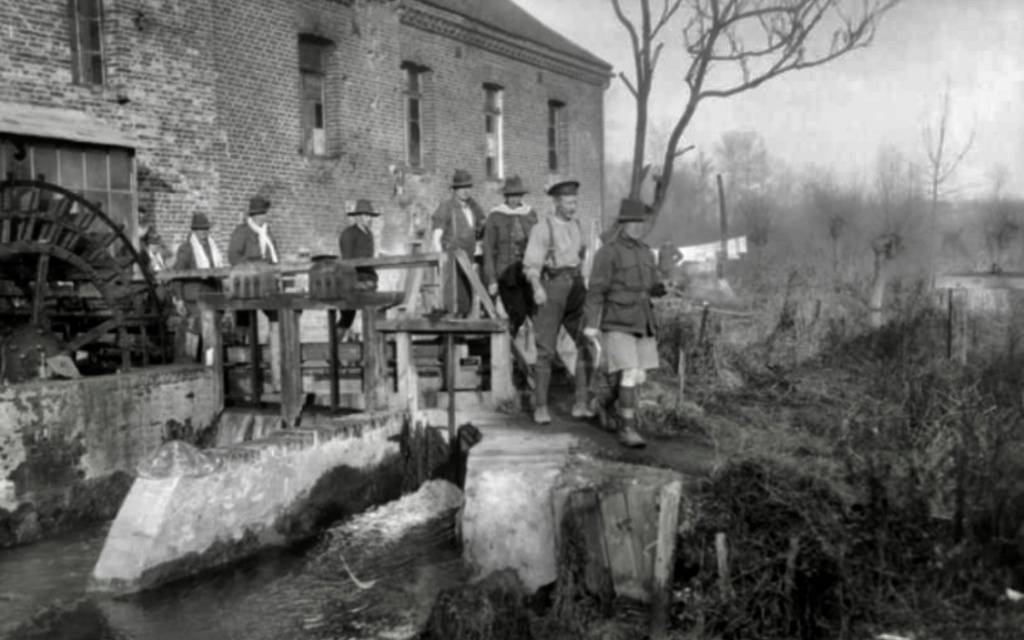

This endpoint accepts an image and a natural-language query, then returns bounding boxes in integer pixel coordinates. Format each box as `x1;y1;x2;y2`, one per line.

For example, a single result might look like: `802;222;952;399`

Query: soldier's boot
571;353;595;419
617;386;647;449
588;369;620;432
533;359;553;425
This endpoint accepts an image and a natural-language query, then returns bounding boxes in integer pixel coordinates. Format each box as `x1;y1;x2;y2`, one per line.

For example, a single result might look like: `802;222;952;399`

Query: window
299;36;329;156
403;63;427;168
548;100;568;172
67;0;106;85
484;84;504;179
1;137;135;240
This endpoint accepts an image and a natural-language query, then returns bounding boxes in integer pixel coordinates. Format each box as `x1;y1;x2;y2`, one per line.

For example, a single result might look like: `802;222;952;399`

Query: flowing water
0;481;468;640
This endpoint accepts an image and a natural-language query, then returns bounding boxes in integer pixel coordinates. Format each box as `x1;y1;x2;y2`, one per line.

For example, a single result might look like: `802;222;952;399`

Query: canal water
0;481;469;640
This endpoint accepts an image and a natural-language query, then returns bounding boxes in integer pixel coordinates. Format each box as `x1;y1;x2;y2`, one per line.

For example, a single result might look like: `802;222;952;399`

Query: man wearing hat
521;176;594;425
582;198;669;448
171;212;225;362
483;174;538;337
174;212;225;270
431;169;485;317
228;195;279;265
337;198;380;336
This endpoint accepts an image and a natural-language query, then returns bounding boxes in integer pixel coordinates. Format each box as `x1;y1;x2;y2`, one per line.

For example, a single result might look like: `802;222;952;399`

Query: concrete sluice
2;480;467;640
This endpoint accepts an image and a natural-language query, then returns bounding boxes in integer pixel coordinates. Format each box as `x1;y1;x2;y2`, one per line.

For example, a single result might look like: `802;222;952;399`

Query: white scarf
491;203;532;216
189;233;224;269
246;217;278;263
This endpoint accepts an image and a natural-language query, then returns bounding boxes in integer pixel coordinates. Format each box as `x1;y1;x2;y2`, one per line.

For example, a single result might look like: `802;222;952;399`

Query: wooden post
948;288;968;365
362;305;387;411
650;481;682;638
490;329;514;406
715;532;734;600
395;331;418;413
248;310;261;407
279;309;303;428
199;304;224;412
716;174;728;281
445;332;456;441
676;348;686;406
327;308;340;412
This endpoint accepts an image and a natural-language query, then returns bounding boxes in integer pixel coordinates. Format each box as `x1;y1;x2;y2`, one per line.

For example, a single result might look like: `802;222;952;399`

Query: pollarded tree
610;0;900;224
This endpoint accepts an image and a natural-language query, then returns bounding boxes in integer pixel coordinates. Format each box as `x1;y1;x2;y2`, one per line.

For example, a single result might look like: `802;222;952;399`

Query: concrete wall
0;365;220;546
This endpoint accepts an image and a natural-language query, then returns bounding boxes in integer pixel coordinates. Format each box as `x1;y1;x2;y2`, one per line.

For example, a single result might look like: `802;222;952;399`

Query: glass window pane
408;97;419;122
299;42;324;73
59;149;85;189
108;192;133;230
85;149;108;189
85;190;109;213
89;53;104;84
108;150;131;190
2;140;31;179
409;122;421;166
32;145;58;183
81;0;101;21
406;69;419;93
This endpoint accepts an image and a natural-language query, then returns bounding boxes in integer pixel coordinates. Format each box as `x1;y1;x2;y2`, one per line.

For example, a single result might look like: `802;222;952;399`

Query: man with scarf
583;199;669;449
522;176;594;425
172;212;225;361
482;174;537;337
229;196;279;265
431;169;485;317
337;199;380;339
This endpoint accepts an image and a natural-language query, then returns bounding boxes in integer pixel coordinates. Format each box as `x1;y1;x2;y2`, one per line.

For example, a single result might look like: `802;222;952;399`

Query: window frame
299;35;331;157
402;63;428;169
484;83;504;180
1;136;137;244
67;0;106;86
547;100;567;173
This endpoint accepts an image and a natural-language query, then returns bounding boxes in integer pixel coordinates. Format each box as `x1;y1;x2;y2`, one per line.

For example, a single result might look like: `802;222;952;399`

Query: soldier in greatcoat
482;174;538;337
583;199;669;448
338;198;380;338
431;169;485;317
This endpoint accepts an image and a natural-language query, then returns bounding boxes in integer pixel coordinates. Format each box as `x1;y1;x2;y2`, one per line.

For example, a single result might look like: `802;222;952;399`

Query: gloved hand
649;282;668;298
487;283;498;297
583;327;600;340
532;281;547;307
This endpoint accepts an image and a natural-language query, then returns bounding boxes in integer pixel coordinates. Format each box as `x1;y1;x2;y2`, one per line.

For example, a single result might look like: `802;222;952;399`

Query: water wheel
0;178;167;380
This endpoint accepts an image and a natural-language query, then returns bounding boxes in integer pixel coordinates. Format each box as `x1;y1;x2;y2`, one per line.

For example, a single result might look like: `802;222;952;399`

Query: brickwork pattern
0;0;224;252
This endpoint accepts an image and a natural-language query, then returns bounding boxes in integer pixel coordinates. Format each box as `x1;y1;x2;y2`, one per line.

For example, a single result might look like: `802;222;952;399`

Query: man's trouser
497;264;534;338
531;271;590;409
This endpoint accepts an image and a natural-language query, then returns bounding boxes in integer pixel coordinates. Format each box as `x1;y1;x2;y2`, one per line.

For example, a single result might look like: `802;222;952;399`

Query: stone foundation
89;409;420;594
0;365;220;547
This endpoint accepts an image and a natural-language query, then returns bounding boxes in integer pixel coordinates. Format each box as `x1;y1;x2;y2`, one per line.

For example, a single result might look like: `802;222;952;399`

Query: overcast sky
513;0;1024;198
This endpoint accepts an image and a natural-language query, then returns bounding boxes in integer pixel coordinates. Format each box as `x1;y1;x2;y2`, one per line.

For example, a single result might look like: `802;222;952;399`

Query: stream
0;481;468;640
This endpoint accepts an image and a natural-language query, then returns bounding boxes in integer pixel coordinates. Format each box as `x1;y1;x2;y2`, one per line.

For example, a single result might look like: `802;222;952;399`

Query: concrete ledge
89;409;411;594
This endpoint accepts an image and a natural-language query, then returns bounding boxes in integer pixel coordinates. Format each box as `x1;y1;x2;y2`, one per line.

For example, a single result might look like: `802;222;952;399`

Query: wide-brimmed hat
451;169;473;189
190;212;211;230
501;175;528;196
349;199;380;217
617;198;650;223
248;196;271;215
546;175;580;197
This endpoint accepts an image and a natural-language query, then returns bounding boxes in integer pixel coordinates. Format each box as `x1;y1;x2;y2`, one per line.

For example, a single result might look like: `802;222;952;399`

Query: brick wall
210;0;607;263
1;0;606;265
0;0;224;252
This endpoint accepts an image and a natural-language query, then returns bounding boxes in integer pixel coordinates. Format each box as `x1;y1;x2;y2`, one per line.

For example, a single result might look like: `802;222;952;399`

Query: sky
513;0;1024;198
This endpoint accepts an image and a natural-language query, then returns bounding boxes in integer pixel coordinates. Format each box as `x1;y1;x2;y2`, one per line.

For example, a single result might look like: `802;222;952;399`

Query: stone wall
0;365;220;546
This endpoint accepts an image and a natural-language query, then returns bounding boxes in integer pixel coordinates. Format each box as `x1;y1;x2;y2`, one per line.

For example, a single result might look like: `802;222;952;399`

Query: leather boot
533;358;552;425
588;369;620;432
617;386;646;448
571;347;595;419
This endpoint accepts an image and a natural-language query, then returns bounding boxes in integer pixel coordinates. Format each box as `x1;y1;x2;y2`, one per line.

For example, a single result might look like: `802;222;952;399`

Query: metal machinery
0;178;167;382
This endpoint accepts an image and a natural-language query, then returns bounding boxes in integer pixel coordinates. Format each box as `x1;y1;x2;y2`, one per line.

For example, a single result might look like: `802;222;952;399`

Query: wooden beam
196;291;403;312
376;317;507;334
199;306;224;411
362;306;387;411
453;249;498;319
394;331;418;414
327;309;340;412
32;253;49;325
157;253;443;283
490;331;515;404
650;481;682;638
279;309;303;428
935;272;1024;291
63;316;121;353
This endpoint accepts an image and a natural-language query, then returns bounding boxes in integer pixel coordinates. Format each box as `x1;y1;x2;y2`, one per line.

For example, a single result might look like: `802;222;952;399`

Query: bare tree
923;78;975;283
611;0;900;223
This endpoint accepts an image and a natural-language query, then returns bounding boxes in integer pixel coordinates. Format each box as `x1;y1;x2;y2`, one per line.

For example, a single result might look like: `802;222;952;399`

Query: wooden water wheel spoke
32;253;50;325
0;179;168;375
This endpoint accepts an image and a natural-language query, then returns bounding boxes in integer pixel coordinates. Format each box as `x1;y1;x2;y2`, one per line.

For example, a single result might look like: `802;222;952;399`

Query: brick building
0;0;611;262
